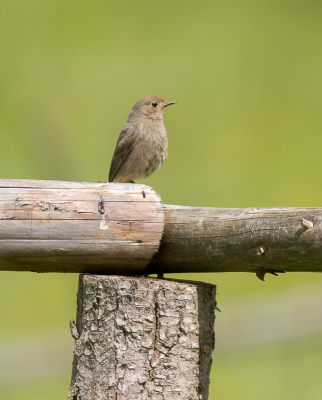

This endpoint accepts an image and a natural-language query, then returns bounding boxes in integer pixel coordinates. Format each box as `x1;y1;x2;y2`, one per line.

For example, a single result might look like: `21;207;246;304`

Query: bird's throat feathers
127;107;163;123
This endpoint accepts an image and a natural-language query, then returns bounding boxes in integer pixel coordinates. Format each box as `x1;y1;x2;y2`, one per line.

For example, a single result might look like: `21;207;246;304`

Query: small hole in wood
98;200;104;214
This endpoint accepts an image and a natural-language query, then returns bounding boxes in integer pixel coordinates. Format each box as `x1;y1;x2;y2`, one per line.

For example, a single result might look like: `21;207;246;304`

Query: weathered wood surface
0;179;163;273
68;275;216;400
1;179;322;275
147;205;322;275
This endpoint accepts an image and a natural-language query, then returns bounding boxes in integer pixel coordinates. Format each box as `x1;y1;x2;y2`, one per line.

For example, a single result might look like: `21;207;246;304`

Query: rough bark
68;275;216;400
147;205;322;275
0;179;163;274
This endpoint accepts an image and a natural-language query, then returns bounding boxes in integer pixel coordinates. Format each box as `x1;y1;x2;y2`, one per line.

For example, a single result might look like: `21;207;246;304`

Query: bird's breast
136;125;168;178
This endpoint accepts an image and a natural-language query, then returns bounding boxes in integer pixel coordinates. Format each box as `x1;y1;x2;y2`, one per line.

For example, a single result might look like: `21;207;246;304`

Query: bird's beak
164;101;177;107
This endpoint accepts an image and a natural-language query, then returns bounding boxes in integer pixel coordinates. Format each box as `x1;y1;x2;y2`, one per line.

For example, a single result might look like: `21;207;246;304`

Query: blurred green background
1;1;322;399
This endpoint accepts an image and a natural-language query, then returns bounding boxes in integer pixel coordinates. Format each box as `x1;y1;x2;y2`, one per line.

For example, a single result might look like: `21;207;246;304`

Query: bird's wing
108;124;140;182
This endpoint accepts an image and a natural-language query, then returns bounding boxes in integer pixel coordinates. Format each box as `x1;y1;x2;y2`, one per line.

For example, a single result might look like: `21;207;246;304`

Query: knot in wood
301;218;314;230
256;245;269;256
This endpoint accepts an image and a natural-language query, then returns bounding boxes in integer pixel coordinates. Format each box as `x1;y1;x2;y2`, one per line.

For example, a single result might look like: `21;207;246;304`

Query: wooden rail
0;179;321;278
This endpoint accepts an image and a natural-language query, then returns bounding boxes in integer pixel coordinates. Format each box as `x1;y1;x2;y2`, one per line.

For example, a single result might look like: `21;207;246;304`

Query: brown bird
108;96;177;183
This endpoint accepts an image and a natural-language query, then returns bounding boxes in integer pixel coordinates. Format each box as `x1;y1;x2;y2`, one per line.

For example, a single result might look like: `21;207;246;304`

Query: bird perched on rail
108;96;177;183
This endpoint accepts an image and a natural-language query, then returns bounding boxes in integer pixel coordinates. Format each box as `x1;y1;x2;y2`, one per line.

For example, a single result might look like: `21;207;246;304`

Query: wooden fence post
68;275;217;400
2;179;322;398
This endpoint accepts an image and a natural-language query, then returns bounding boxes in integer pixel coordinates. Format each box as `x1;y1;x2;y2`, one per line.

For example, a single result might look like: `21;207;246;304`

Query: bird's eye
151;102;158;107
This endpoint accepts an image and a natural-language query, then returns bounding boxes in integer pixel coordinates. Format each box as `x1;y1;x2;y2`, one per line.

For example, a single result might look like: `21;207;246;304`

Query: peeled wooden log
1;179;322;275
147;205;322;276
68;275;216;400
0;179;163;274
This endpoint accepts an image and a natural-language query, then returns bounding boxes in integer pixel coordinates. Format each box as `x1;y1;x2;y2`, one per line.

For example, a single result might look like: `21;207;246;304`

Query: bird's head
129;96;177;121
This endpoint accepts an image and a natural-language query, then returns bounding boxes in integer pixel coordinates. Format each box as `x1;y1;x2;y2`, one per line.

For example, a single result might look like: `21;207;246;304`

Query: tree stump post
68;275;217;400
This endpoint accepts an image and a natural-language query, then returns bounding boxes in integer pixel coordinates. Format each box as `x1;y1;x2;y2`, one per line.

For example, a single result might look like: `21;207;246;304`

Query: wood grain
0;179;163;274
147;205;322;275
1;179;322;275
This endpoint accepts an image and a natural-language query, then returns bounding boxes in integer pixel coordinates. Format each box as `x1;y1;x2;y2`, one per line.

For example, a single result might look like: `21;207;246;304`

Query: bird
108;96;177;183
